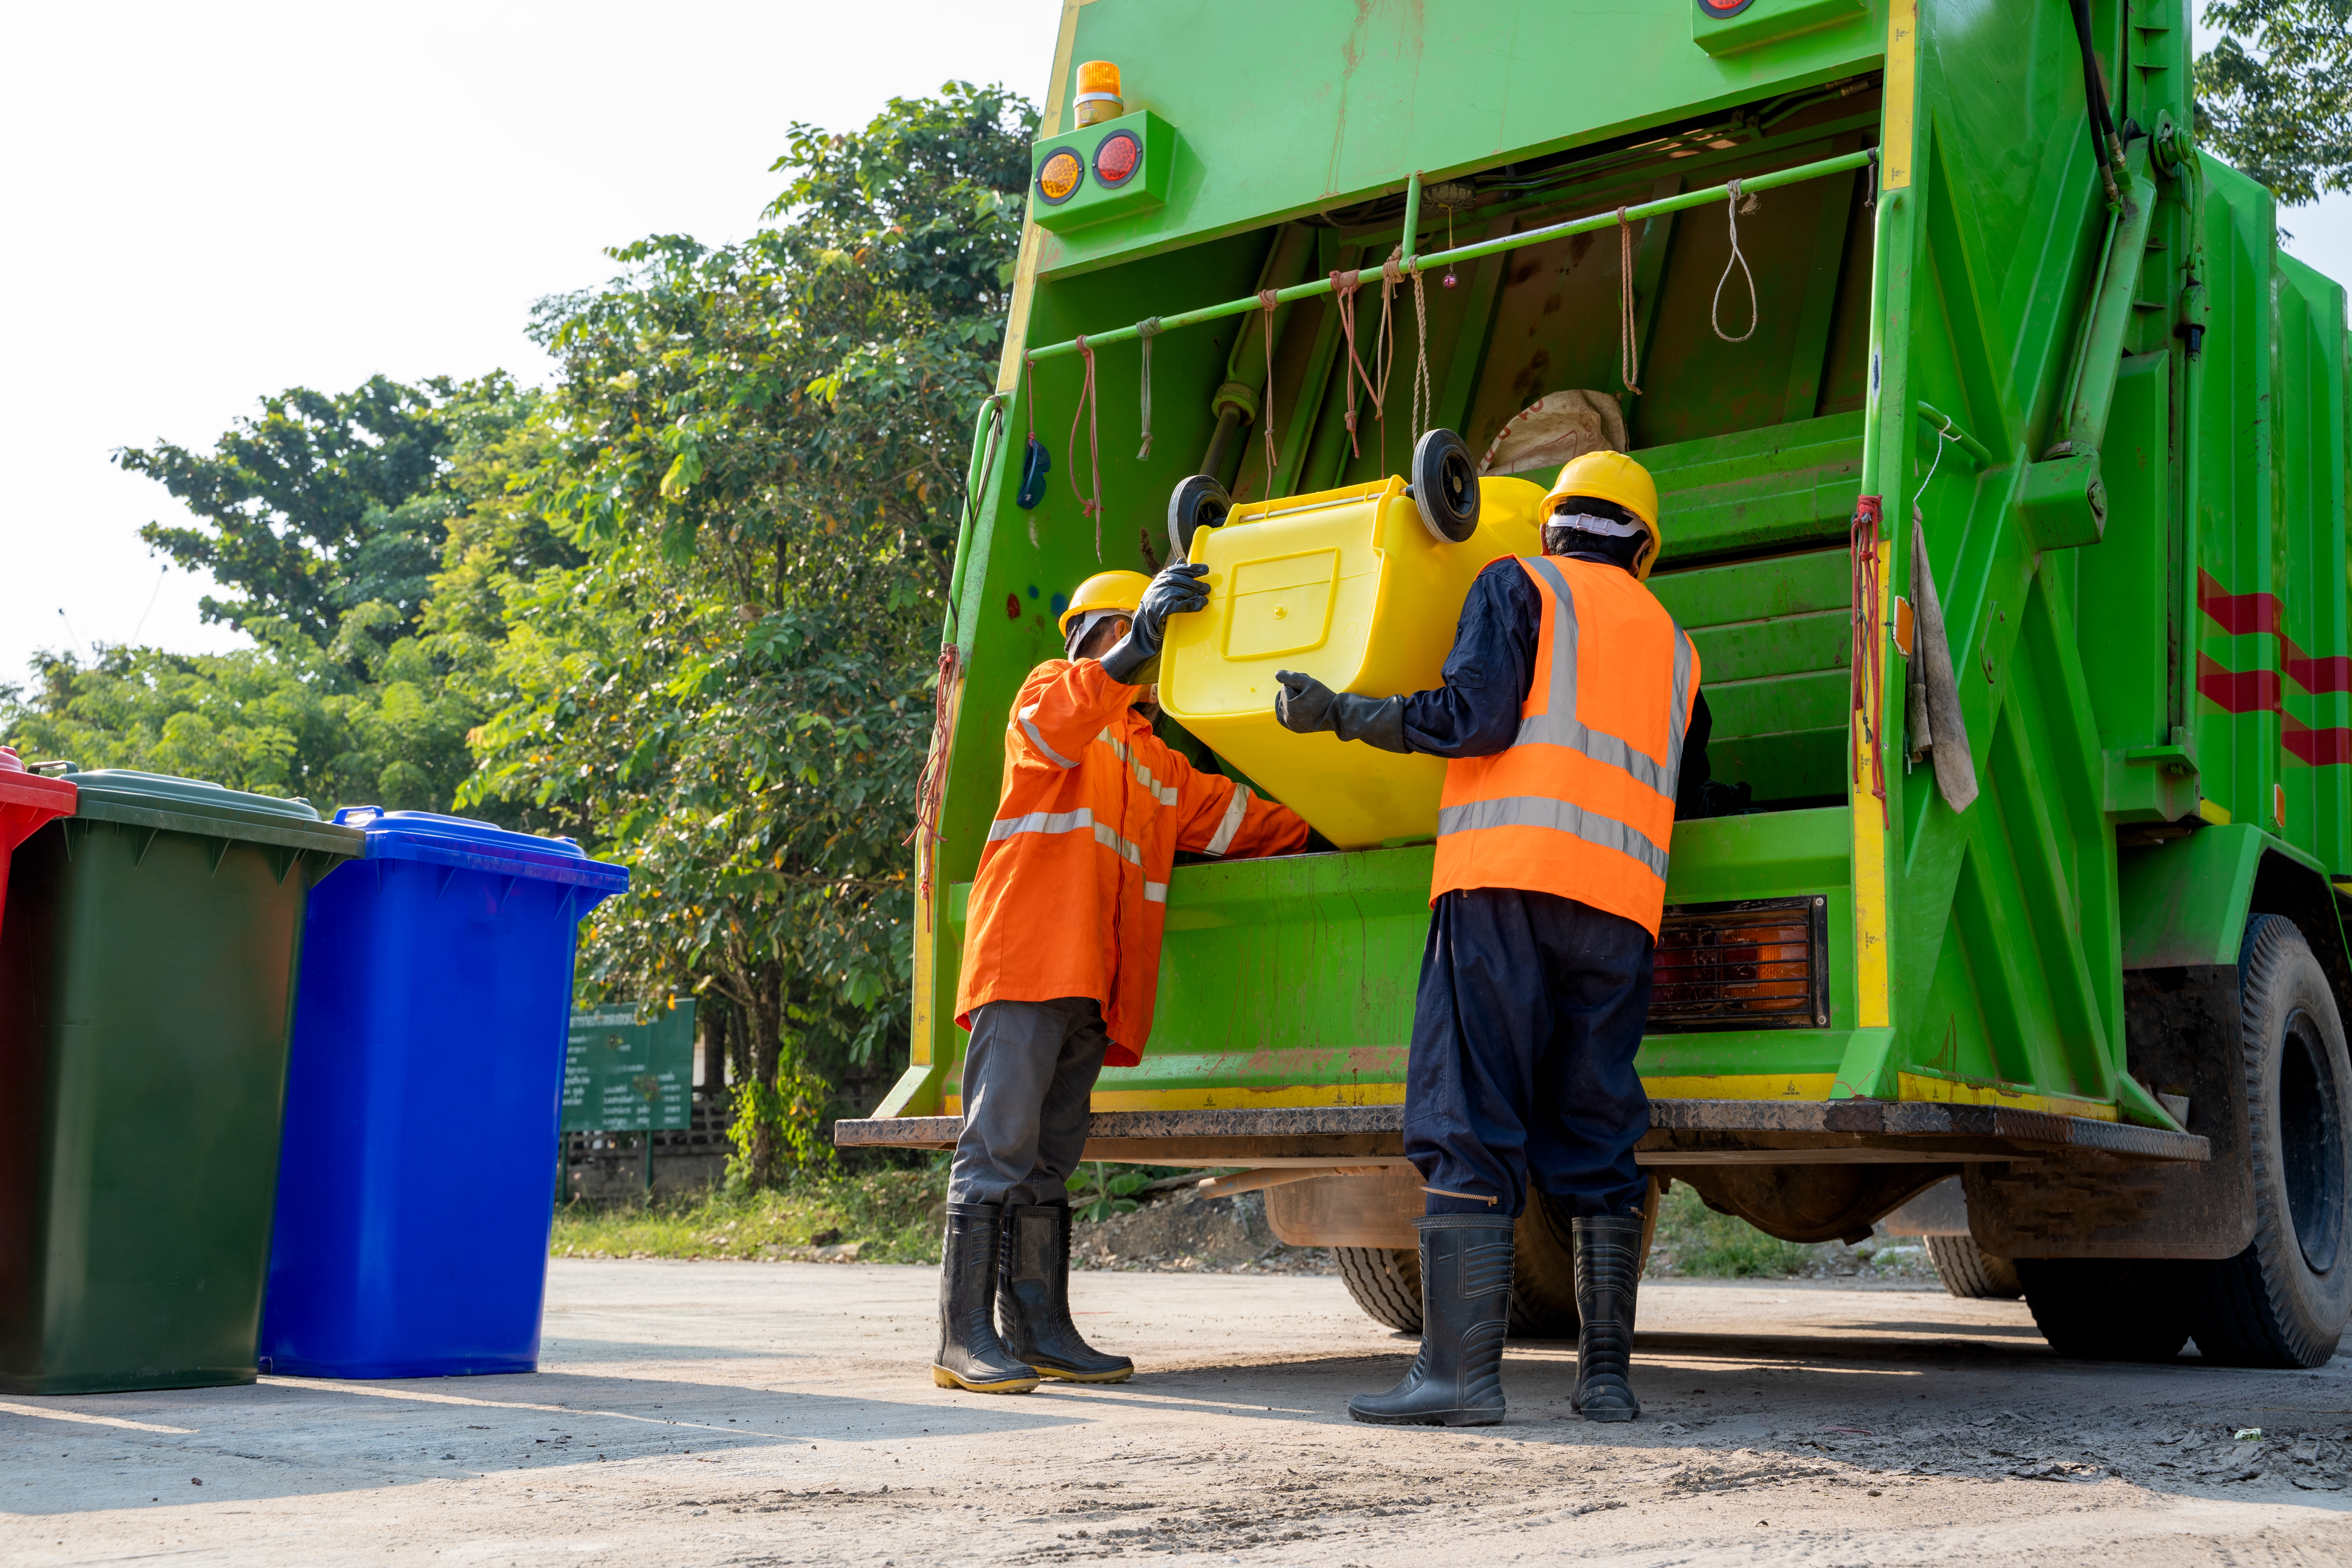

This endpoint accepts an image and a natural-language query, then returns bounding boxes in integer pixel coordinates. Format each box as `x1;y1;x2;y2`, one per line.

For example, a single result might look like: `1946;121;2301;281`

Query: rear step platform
835;1102;2210;1166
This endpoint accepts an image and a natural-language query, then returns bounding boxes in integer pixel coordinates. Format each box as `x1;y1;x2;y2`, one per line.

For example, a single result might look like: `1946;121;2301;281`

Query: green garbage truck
837;0;2352;1368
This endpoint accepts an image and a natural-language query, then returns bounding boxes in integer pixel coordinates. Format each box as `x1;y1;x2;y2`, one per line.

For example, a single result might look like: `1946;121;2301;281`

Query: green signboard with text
563;1000;695;1133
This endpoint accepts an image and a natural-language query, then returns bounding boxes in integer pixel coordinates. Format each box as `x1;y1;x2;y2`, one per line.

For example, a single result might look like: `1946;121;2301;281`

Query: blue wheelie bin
261;808;628;1378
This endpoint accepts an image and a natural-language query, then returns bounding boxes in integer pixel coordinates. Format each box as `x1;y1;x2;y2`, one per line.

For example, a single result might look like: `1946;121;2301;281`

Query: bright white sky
4;3;2347;687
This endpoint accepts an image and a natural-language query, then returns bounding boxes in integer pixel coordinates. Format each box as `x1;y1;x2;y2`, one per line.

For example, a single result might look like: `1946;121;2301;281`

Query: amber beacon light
1074;60;1123;126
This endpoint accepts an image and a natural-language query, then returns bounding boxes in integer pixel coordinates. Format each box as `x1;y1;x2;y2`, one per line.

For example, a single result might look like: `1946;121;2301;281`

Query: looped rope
1331;268;1382;459
1711;177;1759;344
1914;412;1960;508
1257;288;1281;497
1067;334;1103;559
1135;317;1162;461
1409;262;1432;443
1616;209;1644;396
1376;246;1402;472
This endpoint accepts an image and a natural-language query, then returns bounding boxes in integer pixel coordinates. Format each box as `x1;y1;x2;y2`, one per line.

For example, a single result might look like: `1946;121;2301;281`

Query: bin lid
333;806;631;892
58;767;365;857
0;747;76;815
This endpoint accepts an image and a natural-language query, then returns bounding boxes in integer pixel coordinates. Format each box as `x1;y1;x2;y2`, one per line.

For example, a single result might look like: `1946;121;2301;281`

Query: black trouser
948;998;1110;1207
1404;887;1653;1220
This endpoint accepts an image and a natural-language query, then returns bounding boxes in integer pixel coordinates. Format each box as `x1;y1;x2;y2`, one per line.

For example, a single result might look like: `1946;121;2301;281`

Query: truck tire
2017;1257;2189;1359
1506;1193;1582;1339
1926;1234;2022;1299
2181;914;2352;1368
1334;1246;1422;1332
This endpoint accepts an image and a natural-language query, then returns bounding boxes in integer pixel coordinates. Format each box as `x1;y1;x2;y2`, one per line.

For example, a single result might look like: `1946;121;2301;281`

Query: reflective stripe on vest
1431;555;1699;930
985;806;1146;868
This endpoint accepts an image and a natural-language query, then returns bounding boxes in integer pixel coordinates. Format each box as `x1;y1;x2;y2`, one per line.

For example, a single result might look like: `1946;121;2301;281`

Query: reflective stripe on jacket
1430;555;1700;936
955;657;1310;1065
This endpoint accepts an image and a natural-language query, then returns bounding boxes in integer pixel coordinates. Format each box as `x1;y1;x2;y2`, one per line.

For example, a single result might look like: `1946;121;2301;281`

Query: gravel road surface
5;1259;2349;1565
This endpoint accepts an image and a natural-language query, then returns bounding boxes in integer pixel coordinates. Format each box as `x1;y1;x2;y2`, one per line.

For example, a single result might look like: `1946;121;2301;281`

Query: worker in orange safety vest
936;562;1310;1395
1274;450;1723;1429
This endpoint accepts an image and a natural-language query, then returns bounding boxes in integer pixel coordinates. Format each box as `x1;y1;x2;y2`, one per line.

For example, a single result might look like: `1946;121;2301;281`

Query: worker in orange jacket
937;563;1310;1395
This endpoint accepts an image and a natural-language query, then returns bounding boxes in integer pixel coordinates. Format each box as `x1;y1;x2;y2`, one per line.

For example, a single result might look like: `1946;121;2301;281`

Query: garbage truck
837;0;2352;1369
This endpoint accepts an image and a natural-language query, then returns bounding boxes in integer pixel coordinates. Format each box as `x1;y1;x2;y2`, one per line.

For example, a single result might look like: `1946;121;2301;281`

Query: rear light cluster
1650;895;1828;1031
1036;129;1143;206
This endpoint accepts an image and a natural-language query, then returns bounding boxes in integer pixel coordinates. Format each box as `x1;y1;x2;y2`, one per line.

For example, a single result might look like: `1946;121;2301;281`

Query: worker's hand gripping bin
1158;432;1546;848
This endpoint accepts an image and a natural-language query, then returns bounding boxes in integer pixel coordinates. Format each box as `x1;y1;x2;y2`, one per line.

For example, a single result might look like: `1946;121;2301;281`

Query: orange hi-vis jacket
1431;554;1700;938
955;657;1309;1065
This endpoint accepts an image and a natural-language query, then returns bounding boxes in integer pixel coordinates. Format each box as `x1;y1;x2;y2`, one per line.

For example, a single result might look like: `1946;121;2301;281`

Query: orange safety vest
956;658;1309;1065
1430;554;1700;938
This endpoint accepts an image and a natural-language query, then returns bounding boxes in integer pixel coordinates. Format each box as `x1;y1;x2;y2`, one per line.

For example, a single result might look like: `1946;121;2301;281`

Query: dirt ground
6;1260;2351;1566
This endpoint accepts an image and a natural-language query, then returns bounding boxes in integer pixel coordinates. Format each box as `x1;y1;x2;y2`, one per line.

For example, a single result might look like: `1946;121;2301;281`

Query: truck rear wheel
1334;1245;1421;1332
2017;1257;2190;1359
2181;914;2352;1368
1334;1191;1641;1338
1926;1234;2022;1299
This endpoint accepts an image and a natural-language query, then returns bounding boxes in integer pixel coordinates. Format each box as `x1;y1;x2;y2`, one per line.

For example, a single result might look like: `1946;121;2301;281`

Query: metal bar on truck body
1914;400;1993;468
2061;167;2160;452
1400;169;1422;265
1018;149;1880;367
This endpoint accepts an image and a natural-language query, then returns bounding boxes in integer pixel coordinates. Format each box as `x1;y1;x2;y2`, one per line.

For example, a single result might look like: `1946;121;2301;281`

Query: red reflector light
1094;131;1142;187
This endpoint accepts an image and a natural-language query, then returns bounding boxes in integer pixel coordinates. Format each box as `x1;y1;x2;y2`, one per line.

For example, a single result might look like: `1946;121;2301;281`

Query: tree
118;376;463;649
2197;0;2352;206
466;82;1035;1185
11;375;555;817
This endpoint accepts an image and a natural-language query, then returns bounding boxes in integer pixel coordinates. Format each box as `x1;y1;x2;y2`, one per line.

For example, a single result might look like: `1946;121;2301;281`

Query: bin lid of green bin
332;806;631;892
57;767;366;857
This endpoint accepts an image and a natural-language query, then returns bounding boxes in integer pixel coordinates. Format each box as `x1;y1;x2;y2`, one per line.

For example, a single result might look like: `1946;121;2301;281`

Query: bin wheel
1926;1234;2022;1299
1335;1245;1421;1332
1411;428;1480;543
1168;474;1231;563
2181;914;2352;1367
2018;1257;2190;1359
1507;1192;1582;1339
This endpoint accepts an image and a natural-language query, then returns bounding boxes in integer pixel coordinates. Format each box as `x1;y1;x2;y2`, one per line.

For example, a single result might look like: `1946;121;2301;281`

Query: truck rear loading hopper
840;0;2352;1366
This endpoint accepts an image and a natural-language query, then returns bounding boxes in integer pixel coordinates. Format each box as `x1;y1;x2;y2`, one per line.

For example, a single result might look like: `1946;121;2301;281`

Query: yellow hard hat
1543;450;1666;579
1058;569;1150;637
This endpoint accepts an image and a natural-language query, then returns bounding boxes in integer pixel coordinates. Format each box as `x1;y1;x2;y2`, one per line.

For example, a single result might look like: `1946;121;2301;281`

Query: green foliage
552;1163;949;1265
1067;1162;1151;1222
2197;0;2352;206
118;376;465;648
1646;1182;1824;1278
2;629;480;810
465;82;1036;1183
726;1057;839;1184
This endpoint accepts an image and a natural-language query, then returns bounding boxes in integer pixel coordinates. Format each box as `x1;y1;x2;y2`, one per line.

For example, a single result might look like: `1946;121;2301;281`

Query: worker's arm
1395;560;1540;758
1008;659;1142;770
1272;558;1535;756
1170;757;1311;859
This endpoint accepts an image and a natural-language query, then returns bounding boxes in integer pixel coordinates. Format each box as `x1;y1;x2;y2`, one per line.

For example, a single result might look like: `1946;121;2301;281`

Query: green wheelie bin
0;769;363;1394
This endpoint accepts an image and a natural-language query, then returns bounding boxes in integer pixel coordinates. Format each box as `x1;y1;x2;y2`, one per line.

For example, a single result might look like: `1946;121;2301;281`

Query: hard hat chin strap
1065;608;1132;661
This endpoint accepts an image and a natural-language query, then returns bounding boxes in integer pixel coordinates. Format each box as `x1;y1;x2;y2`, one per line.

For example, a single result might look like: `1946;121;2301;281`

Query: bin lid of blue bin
333;807;631;892
58;766;367;857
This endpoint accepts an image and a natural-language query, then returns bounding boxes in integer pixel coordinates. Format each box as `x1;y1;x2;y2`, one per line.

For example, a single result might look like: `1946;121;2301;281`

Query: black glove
1275;671;1411;754
1100;562;1209;683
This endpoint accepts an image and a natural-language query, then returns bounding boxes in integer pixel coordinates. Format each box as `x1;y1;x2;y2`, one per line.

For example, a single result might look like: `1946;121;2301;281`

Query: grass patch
1645;1181;1937;1281
552;1163;948;1265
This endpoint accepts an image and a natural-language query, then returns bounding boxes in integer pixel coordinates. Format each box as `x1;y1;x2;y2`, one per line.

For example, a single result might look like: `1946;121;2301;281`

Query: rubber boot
998;1203;1134;1383
1347;1215;1513;1426
932;1203;1040;1393
1570;1216;1642;1422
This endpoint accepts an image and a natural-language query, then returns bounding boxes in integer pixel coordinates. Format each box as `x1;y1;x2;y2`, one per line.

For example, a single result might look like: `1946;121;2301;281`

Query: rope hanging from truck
1616;209;1644;396
1256;289;1281;497
1328;268;1384;459
1711;178;1760;344
1851;495;1889;825
1134;317;1161;461
1067;334;1104;558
